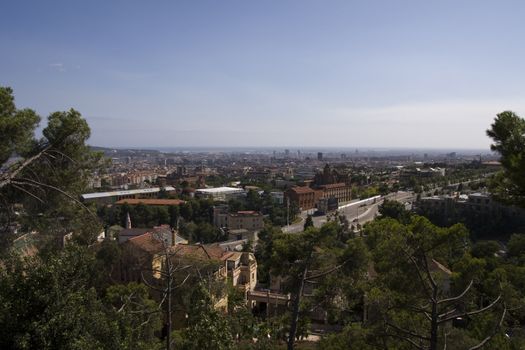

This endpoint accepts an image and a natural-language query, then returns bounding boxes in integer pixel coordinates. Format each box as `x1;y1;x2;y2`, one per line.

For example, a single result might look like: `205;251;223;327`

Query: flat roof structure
195;187;245;194
81;186;175;200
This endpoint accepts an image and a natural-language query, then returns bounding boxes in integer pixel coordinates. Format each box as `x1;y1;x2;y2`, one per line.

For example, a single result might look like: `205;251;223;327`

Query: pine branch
468;305;507;350
438;295;501;324
0;145;51;189
437;280;473;305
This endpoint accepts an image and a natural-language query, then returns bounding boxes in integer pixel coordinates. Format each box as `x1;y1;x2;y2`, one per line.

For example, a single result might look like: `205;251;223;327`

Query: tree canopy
487;111;525;207
0;86;104;249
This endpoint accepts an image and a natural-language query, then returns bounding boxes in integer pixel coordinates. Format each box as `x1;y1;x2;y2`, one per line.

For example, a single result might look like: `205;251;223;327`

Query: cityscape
2;1;525;350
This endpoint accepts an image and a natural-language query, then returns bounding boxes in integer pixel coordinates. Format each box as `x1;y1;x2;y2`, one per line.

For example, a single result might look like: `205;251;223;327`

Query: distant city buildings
399;167;445;180
284;164;354;212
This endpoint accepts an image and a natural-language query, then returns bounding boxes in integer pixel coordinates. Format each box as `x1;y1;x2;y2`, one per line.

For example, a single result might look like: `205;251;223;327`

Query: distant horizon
3;1;525;149
93;145;494;155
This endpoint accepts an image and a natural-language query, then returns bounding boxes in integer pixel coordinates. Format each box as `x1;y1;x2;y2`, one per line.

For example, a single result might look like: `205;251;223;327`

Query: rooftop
195;186;245;194
81;186;176;200
171;243;226;261
289;186;315;194
115;198;185;206
126;232;166;254
232;210;262;216
317;183;348;189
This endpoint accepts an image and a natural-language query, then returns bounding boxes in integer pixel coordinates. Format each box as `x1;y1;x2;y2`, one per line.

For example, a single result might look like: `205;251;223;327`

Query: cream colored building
224;251;258;292
213;206;264;231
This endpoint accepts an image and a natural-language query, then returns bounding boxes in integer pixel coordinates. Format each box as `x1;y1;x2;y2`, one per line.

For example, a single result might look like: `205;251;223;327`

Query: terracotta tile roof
170;243;226;261
204;243;228;260
115;199;186;206
221;251;235;260
120;228;150;238
171;244;206;258
127;232;165;254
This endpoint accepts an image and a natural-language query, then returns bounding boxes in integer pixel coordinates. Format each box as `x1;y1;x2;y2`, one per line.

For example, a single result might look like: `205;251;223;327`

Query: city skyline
2;1;525;149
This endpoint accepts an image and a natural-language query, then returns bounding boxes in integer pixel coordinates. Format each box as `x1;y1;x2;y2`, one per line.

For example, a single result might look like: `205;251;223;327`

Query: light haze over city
1;0;525;150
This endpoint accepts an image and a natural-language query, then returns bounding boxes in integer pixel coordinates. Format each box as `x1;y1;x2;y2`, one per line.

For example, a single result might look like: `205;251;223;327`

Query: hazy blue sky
1;0;525;149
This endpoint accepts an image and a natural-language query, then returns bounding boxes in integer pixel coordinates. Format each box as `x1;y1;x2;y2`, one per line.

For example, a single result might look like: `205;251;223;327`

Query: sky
1;0;525;150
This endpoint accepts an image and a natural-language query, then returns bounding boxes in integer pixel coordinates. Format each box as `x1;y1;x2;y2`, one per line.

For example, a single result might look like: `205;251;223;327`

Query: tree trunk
166;255;172;350
287;266;308;350
430;289;438;350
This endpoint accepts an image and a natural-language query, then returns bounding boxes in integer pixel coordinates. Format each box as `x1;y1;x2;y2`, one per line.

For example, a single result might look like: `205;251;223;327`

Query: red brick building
285;186;316;210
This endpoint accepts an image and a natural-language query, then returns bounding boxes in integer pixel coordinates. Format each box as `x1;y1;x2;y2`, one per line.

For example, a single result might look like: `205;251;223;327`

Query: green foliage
0;87;105;249
507;233;525;263
471;240;500;259
378;199;411;223
270;222;370;348
180;284;234;350
354;186;379;200
227;285;257;342
0;245;161;350
254;224;281;284
303;215;314;230
0;86;40;164
363;215;516;349
487;111;525;207
270;227;325;288
317;324;375;350
242;239;254;252
179;221;225;243
104;283;163;349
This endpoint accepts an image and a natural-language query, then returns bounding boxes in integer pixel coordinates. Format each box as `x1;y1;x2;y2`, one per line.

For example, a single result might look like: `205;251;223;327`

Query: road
282;191;414;233
418;176;492;197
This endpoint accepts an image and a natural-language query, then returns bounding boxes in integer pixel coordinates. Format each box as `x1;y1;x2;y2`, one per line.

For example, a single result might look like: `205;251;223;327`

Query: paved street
282;191;414;233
